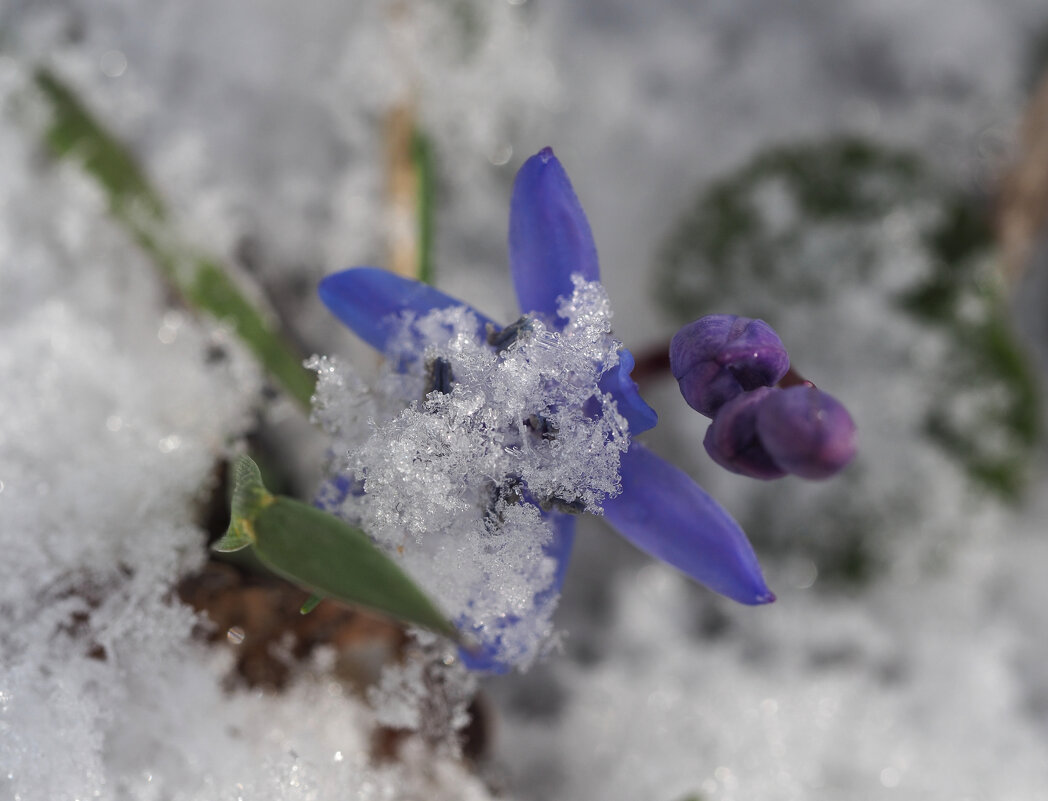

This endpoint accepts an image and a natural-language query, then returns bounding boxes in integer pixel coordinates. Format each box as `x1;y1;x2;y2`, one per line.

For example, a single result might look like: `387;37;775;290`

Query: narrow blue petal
509;148;600;323
603;443;775;605
457;512;576;674
318;267;494;352
600;348;658;434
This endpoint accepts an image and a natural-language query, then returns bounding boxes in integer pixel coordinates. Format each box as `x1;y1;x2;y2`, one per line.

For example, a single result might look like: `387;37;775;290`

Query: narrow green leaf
252;497;459;640
186;261;317;408
300;595;323;615
33;68;315;409
215;456;458;640
34;68;165;220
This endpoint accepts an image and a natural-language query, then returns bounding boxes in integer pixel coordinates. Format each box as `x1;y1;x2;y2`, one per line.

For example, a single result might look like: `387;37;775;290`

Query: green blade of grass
34;67;315;409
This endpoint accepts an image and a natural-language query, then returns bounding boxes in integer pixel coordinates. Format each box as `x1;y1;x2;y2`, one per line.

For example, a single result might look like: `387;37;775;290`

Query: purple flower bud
756;386;857;479
703;387;788;480
670;315;790;417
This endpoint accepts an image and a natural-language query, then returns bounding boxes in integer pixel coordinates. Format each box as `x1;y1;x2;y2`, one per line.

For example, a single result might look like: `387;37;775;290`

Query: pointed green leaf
212;526;253;553
251;497;458;640
299;594;323;615
214;456;457;640
213;455;274;552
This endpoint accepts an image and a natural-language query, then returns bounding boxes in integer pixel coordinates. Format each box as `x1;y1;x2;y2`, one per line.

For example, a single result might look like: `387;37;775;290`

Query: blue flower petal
318;267;494;352
457;512;577;673
456;621;517;674
603;443;775;605
534;511;577;608
509;148;601;324
600;348;658;435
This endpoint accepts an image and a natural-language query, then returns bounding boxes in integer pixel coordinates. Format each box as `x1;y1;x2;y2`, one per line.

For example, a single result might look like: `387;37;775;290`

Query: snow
311;279;628;668
3;0;1048;799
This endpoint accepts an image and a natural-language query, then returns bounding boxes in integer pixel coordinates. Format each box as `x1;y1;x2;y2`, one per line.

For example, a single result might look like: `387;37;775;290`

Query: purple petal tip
603;444;773;606
752;589;776;605
757;386;857;479
509;148;600;320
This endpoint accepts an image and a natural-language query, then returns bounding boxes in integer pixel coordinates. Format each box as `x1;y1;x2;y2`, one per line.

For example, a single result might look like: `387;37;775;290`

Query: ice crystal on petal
312;278;628;668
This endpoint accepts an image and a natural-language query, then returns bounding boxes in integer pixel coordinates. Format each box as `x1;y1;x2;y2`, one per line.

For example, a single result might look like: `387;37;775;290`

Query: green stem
412;128;436;285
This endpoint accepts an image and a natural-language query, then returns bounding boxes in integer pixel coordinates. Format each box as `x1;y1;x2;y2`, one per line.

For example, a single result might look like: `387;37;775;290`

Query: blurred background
3;1;1048;799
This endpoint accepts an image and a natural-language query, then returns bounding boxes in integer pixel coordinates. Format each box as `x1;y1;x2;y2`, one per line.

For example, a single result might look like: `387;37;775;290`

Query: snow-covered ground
3;1;1048;799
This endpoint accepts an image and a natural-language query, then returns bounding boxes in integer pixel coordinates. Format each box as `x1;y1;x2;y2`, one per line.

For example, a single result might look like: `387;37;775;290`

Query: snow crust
3;0;1048;799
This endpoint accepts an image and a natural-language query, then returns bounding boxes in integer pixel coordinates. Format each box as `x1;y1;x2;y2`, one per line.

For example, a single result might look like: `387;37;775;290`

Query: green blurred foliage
658;137;1038;500
657;137;1040;581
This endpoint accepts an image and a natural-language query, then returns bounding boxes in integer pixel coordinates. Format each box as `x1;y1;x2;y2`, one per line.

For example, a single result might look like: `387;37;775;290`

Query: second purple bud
705;384;857;481
670;315;790;418
756;385;857;480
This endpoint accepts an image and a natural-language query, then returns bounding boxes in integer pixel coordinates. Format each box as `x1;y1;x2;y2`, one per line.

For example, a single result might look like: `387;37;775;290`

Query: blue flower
318;148;773;671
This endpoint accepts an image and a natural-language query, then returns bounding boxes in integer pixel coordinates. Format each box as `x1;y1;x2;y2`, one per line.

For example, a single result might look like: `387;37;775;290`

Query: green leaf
213;455;274;552
34;69;166;221
33;68;315;410
253;498;458;640
300;595;323;615
216;456;458;641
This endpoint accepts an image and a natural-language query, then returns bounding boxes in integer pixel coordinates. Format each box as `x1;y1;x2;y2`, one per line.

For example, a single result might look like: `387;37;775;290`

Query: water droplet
333;751;344;762
157;311;183;344
792;558;818;590
489;143;513;166
226;626;245;645
880;767;901;788
0;480;5;494
158;435;181;453
99;50;127;78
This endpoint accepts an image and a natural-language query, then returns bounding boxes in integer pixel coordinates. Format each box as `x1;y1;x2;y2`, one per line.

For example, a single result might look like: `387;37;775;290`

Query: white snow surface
0;54;498;801
493;509;1048;800
2;1;1048;800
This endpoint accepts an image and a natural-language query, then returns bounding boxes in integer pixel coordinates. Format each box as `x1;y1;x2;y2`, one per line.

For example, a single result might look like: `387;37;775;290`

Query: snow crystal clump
312;277;629;668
